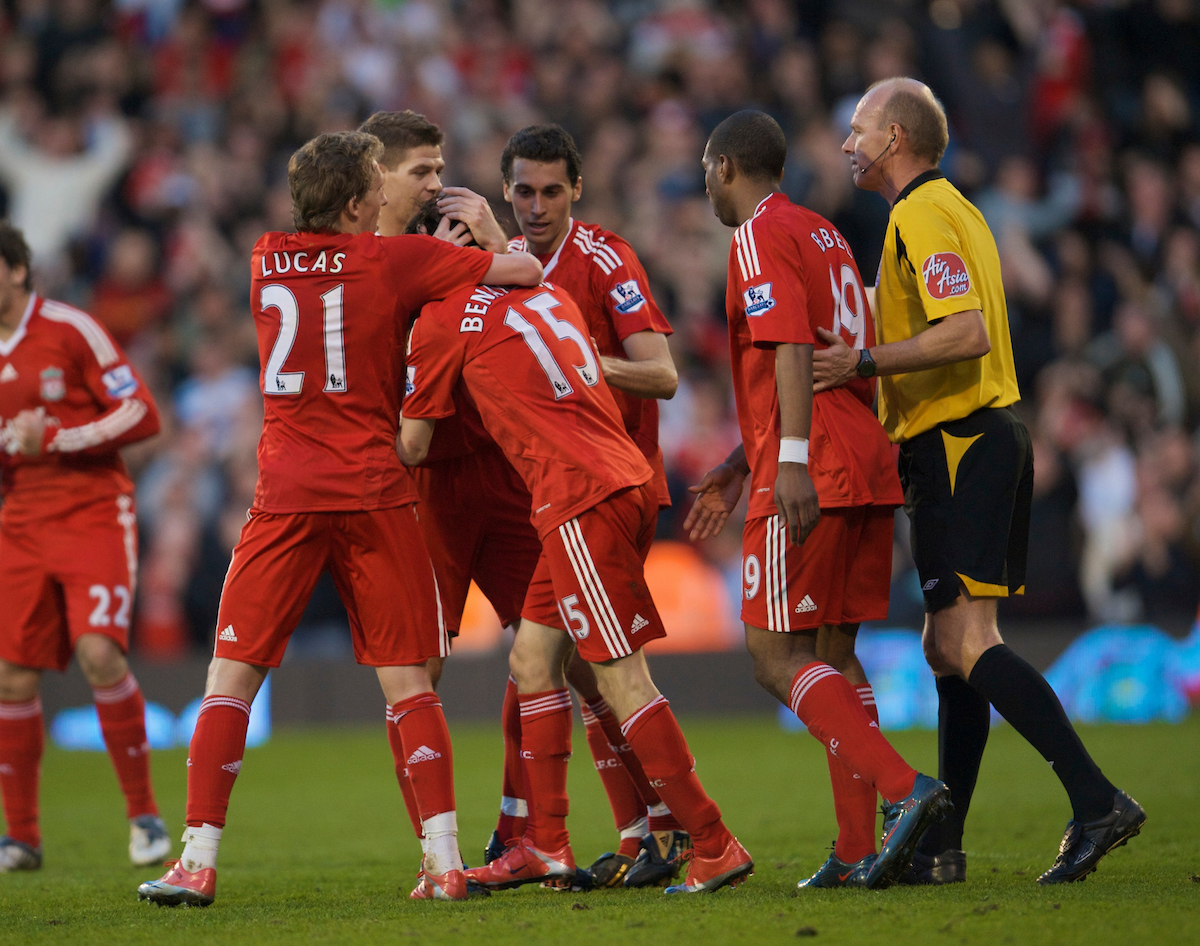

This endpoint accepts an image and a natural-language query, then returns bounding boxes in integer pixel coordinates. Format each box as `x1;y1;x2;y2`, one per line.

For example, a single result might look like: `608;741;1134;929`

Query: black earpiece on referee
860;134;897;174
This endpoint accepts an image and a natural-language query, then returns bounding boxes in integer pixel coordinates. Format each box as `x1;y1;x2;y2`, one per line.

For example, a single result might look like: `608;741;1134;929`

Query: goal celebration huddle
0;79;1143;906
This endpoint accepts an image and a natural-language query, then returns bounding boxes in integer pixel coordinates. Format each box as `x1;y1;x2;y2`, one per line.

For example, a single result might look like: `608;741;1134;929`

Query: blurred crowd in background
1;0;1198;657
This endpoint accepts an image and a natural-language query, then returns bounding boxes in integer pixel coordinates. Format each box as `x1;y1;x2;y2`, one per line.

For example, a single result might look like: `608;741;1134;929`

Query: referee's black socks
968;644;1118;824
920;674;990;855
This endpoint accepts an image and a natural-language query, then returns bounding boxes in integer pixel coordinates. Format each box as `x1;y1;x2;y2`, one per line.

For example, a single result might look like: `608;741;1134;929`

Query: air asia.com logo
921;252;971;300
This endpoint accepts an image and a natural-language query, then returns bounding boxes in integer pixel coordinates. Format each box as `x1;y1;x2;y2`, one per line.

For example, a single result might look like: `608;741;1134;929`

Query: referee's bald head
861;78;949;166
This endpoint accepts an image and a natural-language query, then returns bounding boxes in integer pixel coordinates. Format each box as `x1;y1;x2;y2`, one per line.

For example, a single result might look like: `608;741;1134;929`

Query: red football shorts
741;506;895;632
214;505;445;668
411;444;541;633
0;494;139;671
521;484;666;662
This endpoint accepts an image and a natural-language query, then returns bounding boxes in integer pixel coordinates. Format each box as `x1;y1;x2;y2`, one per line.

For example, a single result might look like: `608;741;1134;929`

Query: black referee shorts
898;406;1033;613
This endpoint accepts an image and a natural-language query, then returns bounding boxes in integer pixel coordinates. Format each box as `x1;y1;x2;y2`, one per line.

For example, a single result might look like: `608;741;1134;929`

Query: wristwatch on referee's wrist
855;348;877;379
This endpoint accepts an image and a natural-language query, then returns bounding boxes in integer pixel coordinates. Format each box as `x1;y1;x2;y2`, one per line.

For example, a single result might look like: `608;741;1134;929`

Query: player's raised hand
11;407;47;455
437;187;509;253
812;327;857;392
774;462;819;545
684;462;746;541
432;214;474;247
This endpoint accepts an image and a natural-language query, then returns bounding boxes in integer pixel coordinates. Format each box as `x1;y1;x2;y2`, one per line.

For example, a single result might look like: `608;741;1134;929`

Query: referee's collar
894;168;946;204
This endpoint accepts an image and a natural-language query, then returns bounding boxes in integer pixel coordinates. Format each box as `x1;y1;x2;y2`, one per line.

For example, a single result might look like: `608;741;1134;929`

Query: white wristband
778;438;808;465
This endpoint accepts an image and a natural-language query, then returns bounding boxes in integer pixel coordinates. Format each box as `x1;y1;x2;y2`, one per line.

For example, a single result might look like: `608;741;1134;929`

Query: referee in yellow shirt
814;77;1143;886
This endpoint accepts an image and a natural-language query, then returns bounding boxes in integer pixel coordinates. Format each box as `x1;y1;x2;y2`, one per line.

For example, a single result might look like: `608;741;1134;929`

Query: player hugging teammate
48;96;1134;909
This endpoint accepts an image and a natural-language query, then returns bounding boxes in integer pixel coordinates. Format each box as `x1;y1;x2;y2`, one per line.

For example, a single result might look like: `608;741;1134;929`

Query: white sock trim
421;811;460;877
500;796;528;817
180;823;222;872
619;816;649;840
647;802;671;818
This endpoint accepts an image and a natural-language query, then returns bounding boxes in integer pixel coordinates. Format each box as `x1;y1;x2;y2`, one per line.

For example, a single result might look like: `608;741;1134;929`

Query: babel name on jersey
260;250;347;278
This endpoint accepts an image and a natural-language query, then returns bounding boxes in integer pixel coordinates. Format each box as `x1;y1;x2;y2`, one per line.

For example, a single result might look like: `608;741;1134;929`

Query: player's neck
0;290;32;340
732;184;781;226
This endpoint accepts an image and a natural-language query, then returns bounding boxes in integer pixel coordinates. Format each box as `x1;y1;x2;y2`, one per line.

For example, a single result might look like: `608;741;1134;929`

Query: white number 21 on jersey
260;284;347;395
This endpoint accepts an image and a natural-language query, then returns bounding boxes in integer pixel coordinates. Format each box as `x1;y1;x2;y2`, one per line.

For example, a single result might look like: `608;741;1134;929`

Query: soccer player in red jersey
356;109;545;863
689;111;948;890
399;269;752;896
137;131;542;907
0;222;169;872
498;125;685;888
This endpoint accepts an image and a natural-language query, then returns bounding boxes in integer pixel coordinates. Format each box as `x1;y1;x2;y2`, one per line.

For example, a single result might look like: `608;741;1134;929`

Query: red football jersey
725;193;903;518
510;220;672;506
250;230;491;512
0;295;160;527
403;283;652;538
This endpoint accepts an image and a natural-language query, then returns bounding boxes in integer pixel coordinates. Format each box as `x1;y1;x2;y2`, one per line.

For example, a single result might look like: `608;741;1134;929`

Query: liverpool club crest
39;366;65;402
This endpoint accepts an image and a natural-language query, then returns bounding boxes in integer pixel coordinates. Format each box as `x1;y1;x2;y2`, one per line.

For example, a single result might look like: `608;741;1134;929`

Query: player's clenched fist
10;407;47;455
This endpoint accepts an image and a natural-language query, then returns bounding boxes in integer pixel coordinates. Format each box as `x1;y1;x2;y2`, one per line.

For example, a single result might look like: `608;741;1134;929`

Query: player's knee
508;643;555;693
0;660;40;701
74;634;128;686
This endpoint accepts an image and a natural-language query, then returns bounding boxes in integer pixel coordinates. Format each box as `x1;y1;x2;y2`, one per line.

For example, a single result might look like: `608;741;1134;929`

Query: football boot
796;851;876;889
897;848;966;885
129;814;172;867
0;836;41;872
1036;791;1146;885
410;868;474;900
623;830;691;888
137;859;216;907
664;836;753;894
483;829;506;866
463;838;575;890
588;851;636;888
864;774;952;890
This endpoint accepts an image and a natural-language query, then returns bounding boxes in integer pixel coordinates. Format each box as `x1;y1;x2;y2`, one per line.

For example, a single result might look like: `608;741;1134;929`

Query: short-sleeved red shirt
250;230;491;513
0;294;160;527
403;283;651;539
511;220;672;506
725;194;903;519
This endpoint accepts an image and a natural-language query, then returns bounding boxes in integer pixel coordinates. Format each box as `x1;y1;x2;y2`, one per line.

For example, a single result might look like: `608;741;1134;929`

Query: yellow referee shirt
874;170;1020;443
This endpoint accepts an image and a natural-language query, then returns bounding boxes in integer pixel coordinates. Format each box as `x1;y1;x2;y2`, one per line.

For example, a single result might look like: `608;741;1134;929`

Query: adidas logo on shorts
630;613;650;633
794;595;818;613
407;745;442;765
219;625;238;642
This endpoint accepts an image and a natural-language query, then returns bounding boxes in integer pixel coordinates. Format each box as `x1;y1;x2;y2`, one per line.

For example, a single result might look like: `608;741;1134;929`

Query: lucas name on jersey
259;250;347;278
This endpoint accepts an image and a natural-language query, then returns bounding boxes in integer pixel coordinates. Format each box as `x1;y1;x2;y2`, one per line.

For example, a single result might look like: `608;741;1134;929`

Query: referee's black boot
1036;791;1146;885
897;848;966;885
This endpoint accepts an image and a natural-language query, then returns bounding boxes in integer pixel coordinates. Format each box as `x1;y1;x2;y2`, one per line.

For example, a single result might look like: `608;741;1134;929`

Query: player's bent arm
599;330;678;399
812;309;990;392
774;342;820;545
396;416;436;466
483;252;543;287
46;395;161;455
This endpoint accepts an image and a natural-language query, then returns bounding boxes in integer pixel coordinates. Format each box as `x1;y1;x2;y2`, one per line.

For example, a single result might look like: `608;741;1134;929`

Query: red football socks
93;673;157;820
0;698;44;848
621;696;731;859
518;688;572;853
496;676;527;842
582;696;645;856
827;685;881;864
790;663;916;804
186;695;251;828
391;692;455;821
385;704;423;838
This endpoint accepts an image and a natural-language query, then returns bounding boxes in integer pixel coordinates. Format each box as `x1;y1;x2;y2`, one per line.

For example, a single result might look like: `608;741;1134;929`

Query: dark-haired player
496;124;685;888
137;131;542;906
692;109;948;890
399;273;752;896
0;222;169;873
357;110;544;862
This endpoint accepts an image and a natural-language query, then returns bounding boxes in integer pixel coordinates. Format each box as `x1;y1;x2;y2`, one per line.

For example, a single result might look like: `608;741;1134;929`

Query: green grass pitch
1;714;1197;945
